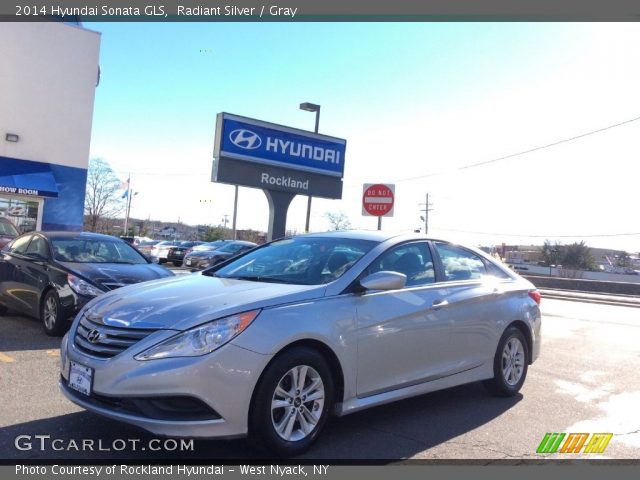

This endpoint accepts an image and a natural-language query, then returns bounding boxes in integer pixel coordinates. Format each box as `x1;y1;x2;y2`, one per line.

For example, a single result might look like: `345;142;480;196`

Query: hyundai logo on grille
87;329;103;344
229;129;262;150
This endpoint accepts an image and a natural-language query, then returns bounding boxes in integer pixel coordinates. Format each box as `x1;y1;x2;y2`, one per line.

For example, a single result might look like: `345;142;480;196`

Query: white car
148;240;180;264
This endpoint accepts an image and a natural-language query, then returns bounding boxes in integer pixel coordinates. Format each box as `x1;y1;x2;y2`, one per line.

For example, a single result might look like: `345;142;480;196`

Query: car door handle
431;299;449;310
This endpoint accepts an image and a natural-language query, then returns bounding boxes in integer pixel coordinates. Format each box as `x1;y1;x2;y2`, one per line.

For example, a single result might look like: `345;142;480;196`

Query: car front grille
74;314;157;359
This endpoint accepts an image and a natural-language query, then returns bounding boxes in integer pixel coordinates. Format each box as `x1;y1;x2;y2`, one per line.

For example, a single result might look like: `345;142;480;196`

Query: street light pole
300;102;321;233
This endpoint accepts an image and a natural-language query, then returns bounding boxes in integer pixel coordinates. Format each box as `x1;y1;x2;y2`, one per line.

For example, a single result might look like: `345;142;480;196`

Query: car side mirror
358;271;406;292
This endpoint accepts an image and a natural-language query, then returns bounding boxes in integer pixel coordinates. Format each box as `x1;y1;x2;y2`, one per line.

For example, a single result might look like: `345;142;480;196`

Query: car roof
34;231;125;241
292;230;409;242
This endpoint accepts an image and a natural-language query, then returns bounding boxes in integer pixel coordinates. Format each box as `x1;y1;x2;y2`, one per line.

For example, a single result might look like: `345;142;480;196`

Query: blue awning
0;156;59;198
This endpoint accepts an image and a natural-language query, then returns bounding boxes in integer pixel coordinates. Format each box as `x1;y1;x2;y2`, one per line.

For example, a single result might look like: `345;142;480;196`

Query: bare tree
84;158;124;232
324;211;352;231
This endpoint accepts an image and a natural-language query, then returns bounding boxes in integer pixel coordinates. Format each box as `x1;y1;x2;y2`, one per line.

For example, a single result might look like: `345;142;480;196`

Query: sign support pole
377;216;382;231
263;189;296;241
232;185;238;240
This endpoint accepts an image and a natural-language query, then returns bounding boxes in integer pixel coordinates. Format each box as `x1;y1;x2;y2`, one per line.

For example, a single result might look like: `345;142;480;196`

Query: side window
9;234;32;254
485;260;512;280
25;235;50;258
435;243;486;281
367;242;435;287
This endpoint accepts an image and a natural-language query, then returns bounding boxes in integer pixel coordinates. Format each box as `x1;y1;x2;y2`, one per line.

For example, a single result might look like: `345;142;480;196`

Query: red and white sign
362;183;395;217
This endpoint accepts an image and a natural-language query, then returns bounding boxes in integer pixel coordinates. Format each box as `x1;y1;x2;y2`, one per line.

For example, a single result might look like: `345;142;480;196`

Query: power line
392;114;640;183
436;228;640;238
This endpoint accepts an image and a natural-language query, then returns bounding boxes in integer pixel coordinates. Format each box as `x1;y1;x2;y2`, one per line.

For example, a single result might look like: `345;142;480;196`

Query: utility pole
419;193;433;234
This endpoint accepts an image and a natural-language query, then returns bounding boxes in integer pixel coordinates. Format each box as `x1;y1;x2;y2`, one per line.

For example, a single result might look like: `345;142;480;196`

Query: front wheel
41;290;65;337
483;326;529;397
249;347;334;457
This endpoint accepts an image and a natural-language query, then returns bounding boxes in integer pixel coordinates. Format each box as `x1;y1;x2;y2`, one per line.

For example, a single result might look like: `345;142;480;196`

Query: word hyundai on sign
215;113;346;177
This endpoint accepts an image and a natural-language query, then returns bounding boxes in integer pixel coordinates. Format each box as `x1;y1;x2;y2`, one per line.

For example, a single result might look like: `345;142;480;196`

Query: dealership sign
213;113;346;199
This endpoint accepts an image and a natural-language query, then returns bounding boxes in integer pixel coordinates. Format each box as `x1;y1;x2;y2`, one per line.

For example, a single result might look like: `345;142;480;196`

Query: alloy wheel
501;337;525;386
270;365;325;442
43;295;58;330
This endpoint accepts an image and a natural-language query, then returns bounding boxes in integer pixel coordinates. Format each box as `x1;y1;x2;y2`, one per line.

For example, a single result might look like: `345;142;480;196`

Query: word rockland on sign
260;173;309;190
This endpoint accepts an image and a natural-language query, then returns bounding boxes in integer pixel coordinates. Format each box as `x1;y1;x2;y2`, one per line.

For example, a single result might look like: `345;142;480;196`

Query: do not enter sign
362;183;395;217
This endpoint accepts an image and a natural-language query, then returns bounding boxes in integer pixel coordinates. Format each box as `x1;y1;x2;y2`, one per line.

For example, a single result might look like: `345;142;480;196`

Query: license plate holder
68;361;93;396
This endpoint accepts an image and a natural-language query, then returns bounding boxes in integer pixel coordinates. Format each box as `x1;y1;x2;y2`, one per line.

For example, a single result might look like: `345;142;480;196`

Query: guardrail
522;274;640;296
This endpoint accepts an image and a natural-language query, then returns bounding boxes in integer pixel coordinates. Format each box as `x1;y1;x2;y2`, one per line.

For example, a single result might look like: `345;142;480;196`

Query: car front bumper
59;332;273;438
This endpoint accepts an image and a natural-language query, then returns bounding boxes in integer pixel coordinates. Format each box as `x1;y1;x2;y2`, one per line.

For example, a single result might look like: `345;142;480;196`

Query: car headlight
67;274;104;297
134;310;261;361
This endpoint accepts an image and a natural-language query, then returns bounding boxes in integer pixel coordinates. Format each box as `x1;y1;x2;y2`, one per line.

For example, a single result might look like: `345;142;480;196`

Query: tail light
528;290;541;305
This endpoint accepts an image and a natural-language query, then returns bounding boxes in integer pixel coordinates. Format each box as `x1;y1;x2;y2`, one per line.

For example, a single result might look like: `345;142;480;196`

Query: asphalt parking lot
1;298;639;461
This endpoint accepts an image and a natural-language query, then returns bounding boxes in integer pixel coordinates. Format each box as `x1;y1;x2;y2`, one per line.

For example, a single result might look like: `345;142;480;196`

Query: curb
540;289;640;308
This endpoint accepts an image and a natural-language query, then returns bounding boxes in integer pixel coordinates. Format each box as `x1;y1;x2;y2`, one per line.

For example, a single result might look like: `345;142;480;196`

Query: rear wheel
41;290;65;337
173;261;183;267
0;304;7;316
483;326;528;397
249;347;334;457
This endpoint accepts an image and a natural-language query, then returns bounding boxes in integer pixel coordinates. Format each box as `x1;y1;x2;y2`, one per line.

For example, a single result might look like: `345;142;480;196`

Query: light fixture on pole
299;102;321;233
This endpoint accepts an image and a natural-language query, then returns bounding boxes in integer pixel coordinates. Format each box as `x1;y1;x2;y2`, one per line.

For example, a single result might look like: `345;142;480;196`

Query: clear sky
87;22;640;252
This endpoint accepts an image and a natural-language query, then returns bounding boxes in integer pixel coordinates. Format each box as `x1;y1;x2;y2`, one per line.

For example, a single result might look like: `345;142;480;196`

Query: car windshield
211;236;377;285
51;238;148;264
0;221;19;237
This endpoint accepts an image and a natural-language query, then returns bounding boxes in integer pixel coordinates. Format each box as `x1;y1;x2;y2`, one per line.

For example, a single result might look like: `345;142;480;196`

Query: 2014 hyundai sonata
59;231;541;456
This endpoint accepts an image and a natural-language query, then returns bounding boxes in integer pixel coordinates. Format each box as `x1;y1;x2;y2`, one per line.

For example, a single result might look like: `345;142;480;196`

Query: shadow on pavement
1;382;521;462
0;313;63;352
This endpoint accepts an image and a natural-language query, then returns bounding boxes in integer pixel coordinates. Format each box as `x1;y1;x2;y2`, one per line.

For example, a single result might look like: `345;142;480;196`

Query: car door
432;242;506;371
19;234;55;315
355;241;451;398
0;233;34;314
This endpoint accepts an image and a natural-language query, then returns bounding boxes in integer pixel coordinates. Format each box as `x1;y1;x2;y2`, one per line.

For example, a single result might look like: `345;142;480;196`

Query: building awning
0;156;59;198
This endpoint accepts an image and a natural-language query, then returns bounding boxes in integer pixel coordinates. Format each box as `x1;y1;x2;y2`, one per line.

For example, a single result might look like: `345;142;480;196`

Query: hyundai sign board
213;113;346;199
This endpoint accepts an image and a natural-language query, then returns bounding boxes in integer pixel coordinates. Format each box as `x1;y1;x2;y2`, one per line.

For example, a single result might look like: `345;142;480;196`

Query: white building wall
0;22;100;169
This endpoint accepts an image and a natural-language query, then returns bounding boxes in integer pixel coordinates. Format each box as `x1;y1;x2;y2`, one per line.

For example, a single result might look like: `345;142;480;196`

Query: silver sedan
59;231;541;456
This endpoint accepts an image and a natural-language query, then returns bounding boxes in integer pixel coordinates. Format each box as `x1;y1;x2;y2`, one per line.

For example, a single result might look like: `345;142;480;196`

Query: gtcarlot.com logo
14;435;194;452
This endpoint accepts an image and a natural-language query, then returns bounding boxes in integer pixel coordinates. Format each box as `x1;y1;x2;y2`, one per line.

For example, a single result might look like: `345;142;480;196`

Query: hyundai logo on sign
229;129;262;150
215;113;347;178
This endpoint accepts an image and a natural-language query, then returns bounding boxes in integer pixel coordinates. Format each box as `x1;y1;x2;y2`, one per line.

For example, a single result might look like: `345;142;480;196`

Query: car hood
61;262;173;290
80;273;326;331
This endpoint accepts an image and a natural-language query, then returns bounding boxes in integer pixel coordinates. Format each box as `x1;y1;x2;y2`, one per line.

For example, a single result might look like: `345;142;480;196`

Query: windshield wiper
220;275;290;283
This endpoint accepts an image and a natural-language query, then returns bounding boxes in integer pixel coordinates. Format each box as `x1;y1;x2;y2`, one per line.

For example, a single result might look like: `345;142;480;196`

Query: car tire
249;347;334;457
483;326;528;397
41;290;65;337
173;261;183;267
0;304;7;316
158;259;166;264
